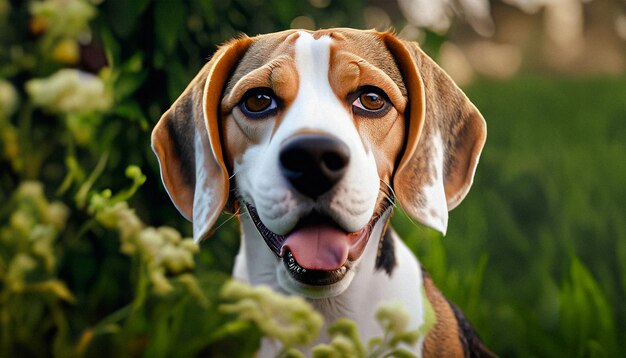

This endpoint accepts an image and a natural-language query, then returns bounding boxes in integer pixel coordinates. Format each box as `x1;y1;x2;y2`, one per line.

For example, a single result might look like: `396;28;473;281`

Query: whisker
228;164;251;180
229;167;243;180
401;207;424;231
212;207;242;231
377;179;424;229
379;179;397;208
380;191;395;207
379;179;397;199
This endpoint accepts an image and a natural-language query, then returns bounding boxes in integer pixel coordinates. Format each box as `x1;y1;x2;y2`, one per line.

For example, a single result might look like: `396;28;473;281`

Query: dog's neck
233;210;428;354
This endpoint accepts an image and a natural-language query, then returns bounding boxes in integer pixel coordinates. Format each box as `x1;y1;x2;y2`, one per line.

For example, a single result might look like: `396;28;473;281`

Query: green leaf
105;0;150;38
112;102;148;131
206;320;254;343
154;0;186;54
311;345;335;358
113;54;147;102
559;257;617;355
384;348;416;358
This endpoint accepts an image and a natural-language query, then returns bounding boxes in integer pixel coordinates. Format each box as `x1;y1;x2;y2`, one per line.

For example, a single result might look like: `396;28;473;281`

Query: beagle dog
152;28;494;357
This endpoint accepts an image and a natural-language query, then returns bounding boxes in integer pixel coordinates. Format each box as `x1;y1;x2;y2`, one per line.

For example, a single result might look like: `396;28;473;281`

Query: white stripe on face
293;32;335;112
277;32;351;135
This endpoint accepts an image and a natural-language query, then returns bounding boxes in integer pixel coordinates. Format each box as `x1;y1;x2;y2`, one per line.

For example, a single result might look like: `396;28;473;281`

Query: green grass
393;75;626;357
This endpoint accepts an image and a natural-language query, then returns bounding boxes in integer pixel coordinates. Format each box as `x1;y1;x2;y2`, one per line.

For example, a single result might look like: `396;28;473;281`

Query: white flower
159;245;195;274
137;227;165;258
26;69;112;115
46;202;69;231
6;254;38;292
0;79;18;118
150;268;173;295
221;280;324;347
29;0;96;39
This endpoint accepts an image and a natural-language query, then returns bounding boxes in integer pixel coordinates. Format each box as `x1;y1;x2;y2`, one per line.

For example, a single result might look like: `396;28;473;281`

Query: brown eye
240;88;278;118
358;92;385;110
245;93;272;112
351;88;389;117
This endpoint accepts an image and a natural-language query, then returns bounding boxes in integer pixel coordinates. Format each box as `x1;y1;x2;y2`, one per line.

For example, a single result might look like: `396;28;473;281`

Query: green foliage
559;257;617;356
1;0;625;357
395;75;626;357
220;280;324;351
0;182;72;357
308;301;429;358
220;282;427;357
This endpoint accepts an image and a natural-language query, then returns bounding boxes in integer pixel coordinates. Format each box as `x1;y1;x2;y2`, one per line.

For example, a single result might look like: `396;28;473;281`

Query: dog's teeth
286;252;306;273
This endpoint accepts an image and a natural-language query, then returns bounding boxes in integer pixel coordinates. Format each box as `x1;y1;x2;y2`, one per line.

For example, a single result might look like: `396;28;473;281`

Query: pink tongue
282;224;350;271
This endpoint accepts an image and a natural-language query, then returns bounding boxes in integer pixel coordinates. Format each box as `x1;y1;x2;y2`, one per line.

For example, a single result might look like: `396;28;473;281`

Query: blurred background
0;0;625;356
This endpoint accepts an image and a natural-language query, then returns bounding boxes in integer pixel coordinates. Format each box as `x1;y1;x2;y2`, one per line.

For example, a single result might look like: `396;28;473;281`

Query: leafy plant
221;280;435;358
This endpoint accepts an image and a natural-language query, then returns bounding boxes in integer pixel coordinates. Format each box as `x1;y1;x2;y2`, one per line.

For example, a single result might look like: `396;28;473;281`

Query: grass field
391;75;626;357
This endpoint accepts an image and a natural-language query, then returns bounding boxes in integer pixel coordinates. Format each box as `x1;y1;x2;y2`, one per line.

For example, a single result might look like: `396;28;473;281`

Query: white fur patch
416;132;448;234
192;132;218;241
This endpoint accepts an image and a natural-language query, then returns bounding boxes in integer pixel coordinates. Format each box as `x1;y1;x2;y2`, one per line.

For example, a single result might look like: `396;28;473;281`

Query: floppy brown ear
381;34;487;234
151;38;252;241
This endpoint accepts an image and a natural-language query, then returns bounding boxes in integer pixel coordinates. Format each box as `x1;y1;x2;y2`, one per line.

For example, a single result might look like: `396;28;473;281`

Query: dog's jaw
237;204;393;299
242;199;390;298
276;254;357;299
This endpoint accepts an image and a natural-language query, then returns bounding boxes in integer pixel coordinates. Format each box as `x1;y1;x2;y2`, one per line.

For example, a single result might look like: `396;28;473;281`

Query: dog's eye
355;92;384;110
245;94;273;112
351;89;389;117
240;88;278;118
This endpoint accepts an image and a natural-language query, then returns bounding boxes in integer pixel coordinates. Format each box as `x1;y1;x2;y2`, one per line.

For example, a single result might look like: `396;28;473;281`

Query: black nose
279;134;350;199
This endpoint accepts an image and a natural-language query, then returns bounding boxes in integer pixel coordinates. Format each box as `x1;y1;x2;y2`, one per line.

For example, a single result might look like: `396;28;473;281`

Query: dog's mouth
245;204;375;286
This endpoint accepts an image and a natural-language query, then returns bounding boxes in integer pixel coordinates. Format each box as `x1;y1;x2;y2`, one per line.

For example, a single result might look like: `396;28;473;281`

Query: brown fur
423;271;467;357
423;270;497;358
151;37;252;225
389;39;486;213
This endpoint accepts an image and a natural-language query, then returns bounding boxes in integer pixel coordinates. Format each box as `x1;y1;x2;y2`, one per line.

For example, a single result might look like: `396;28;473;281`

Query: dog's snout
279;134;350;199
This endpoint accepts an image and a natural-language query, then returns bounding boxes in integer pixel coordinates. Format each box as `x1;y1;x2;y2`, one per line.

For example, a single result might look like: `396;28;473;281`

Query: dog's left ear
151;38;252;241
381;34;487;235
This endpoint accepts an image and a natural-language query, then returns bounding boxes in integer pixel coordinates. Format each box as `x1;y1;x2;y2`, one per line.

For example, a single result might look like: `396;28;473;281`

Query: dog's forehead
224;29;406;97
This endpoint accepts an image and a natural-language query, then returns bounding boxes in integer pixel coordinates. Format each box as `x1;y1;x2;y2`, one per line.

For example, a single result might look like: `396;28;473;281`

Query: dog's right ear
151;38;252;241
381;33;487;235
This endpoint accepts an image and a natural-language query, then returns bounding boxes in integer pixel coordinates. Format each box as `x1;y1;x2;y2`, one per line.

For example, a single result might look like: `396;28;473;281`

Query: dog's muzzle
245;133;380;287
279;133;350;199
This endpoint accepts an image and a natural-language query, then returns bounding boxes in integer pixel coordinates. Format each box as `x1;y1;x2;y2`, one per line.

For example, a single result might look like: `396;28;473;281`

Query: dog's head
152;29;486;297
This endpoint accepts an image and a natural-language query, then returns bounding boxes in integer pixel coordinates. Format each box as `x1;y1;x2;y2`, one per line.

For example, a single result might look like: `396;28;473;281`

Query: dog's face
152;29;486;297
